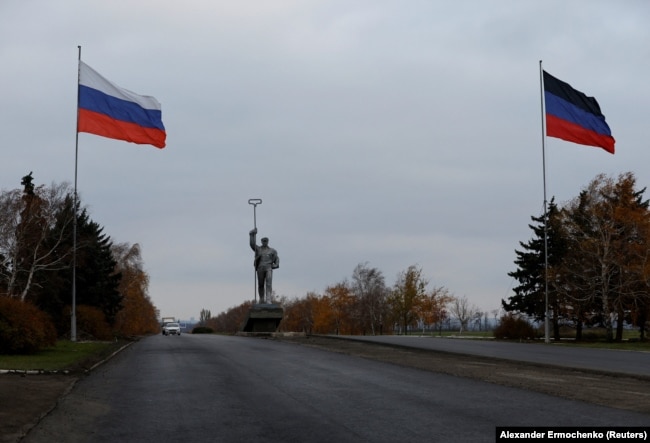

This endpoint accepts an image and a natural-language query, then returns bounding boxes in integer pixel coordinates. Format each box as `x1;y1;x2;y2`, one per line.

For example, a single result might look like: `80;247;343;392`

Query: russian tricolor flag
543;71;614;154
78;61;166;149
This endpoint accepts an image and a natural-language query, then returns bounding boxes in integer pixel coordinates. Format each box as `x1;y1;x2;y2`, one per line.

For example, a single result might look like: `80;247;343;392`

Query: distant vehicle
161;316;177;335
162;322;181;336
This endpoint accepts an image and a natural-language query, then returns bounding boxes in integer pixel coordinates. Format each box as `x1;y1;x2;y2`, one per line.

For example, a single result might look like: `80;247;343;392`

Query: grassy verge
0;339;131;372
546;328;650;351
550;340;650;351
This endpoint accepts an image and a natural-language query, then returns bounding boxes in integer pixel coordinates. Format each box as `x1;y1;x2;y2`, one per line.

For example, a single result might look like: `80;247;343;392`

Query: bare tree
0;178;76;300
199;308;212;325
351;262;387;335
450;295;479;334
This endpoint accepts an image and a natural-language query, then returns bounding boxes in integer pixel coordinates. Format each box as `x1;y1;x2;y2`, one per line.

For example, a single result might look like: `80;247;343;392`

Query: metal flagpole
71;46;81;342
539;60;550;344
248;199;262;304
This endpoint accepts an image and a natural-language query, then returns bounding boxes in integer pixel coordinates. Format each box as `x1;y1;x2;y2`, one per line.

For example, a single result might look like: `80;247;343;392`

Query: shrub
494;314;537;340
0;297;57;354
75;305;113;340
192;326;214;334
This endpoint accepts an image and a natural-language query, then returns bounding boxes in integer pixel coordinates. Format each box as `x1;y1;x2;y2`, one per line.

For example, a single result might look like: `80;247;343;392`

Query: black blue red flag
543;71;614;154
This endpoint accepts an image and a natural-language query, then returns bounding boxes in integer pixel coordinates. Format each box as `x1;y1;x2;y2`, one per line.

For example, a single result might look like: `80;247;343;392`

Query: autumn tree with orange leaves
280;292;319;334
557;173;650;341
112;243;159;336
506;172;650;341
388;265;428;334
207;301;252;333
324;282;356;335
415;286;454;335
209;264;455;336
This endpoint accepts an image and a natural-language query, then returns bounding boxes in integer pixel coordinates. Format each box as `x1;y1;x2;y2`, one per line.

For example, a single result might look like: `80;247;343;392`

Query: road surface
24;334;649;442
341;334;650;377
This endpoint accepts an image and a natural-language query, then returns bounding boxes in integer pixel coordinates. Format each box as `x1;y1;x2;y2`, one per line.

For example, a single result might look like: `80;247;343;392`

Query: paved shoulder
335;335;650;377
0;374;77;443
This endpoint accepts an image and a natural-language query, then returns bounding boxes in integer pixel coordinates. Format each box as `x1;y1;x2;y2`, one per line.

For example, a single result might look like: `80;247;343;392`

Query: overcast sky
2;1;649;322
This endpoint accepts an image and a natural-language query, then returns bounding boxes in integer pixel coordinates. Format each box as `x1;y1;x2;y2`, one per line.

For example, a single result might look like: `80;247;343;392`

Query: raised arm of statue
249;229;257;251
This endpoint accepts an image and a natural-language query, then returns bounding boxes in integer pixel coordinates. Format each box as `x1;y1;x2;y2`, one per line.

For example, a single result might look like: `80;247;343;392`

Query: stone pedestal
240;303;284;333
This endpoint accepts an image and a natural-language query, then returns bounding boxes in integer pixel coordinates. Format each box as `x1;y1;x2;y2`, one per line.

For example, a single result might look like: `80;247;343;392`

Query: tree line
0;173;159;352
205;262;486;336
207;172;650;342
504;172;650;341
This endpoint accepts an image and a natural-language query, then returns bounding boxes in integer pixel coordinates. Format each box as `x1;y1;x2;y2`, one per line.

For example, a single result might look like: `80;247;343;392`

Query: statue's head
261;237;269;245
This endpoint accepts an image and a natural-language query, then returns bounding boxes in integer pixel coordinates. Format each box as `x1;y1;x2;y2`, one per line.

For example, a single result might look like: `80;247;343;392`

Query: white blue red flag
78;61;166;149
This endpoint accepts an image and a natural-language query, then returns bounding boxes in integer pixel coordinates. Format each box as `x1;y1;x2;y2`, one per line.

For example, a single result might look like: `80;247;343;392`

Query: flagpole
539;60;550;344
72;45;81;342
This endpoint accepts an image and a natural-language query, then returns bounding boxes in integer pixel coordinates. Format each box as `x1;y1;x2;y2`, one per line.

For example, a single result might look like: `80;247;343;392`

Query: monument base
239;303;284;333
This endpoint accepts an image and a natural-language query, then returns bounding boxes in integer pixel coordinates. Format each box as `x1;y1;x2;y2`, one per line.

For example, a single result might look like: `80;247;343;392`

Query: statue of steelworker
249;228;279;303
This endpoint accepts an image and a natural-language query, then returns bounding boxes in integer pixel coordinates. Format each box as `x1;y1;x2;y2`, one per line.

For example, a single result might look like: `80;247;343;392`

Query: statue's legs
257;270;273;303
257;269;266;302
265;270;273;301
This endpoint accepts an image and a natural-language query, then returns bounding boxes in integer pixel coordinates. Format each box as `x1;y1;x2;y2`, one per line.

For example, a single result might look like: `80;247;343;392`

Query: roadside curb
11;340;136;442
0;369;70;375
86;340;134;373
0;341;134;376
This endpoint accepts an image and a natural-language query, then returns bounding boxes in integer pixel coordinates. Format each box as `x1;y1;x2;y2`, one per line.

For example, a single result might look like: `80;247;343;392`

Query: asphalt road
23;334;649;443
